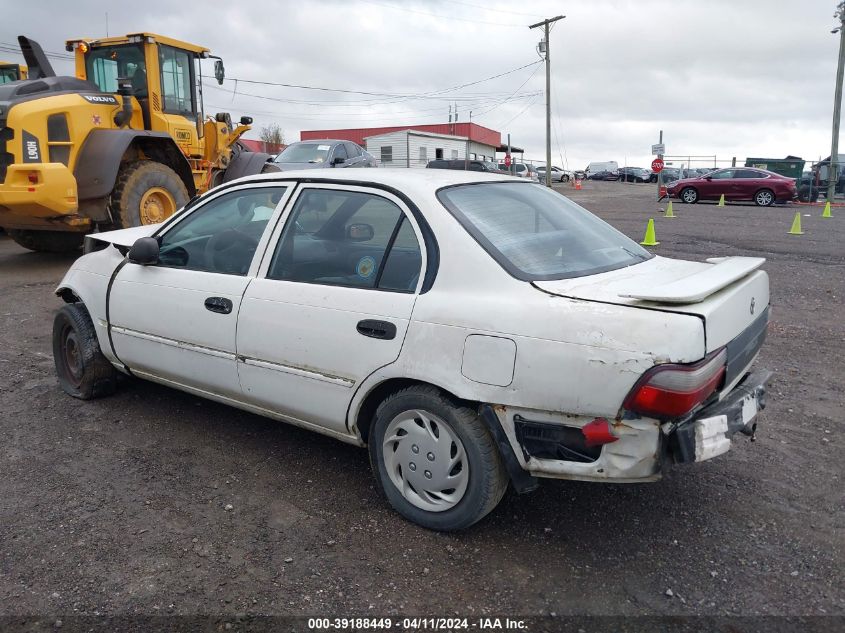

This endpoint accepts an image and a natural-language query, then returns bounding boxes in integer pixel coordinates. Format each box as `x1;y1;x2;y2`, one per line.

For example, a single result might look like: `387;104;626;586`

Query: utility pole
828;2;845;202
529;15;565;188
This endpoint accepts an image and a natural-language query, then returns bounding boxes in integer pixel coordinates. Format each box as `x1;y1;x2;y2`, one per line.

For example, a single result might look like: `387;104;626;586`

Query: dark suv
427;159;507;173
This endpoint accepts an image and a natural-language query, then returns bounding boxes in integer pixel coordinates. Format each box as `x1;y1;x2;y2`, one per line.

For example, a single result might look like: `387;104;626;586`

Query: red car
666;167;796;206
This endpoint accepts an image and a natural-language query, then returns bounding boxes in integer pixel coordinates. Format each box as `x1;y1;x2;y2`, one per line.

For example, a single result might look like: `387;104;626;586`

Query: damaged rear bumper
670;369;772;463
482;368;771;489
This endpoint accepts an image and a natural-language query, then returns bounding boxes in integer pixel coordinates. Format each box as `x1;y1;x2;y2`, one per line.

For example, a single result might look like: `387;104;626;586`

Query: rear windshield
437;182;652;281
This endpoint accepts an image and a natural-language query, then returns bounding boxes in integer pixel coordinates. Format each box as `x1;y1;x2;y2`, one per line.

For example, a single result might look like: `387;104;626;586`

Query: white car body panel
53;169;770;486
109;266;251;398
534;256;769;351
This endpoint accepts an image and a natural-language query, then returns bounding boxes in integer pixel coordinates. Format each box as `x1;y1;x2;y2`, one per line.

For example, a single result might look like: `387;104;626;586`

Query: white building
364;129;498;169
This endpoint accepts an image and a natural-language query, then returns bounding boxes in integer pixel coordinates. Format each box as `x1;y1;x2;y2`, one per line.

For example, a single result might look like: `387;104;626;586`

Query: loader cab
68;33;211;158
0;63;26;83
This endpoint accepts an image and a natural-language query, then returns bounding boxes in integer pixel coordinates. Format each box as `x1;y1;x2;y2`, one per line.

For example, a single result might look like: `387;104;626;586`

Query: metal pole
507;133;513;175
656;129;663;200
828;2;845;201
529;15;564;188
465;111;472;171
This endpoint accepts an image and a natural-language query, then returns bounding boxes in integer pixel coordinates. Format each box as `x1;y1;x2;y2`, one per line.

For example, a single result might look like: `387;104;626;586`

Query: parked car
667;167;797;206
585;161;619;178
53;170;771;531
617;167;652;183
587;170;619;181
267;140;377;171
659;167;681;184
536;166;572;183
498;162;540;180
427;159;507;174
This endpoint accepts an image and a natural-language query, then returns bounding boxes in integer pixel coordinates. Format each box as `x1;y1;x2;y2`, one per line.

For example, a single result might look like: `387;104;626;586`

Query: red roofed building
301;122;501;149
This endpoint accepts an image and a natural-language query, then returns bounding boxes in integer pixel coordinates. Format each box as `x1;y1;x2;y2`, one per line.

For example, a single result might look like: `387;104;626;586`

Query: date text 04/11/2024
307;617;528;630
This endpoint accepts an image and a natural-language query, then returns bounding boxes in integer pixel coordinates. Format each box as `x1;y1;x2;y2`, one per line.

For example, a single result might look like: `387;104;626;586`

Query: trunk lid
533;256;769;352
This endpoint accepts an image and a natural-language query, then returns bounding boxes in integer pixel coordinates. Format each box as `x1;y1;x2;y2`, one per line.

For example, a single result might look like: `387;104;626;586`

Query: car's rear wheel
369;386;508;531
52;303;118;400
561;174;570;183
754;188;775;206
680;187;699;204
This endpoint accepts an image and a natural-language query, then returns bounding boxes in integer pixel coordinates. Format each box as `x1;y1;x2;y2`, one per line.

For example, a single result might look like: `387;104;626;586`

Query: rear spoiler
618;256;766;304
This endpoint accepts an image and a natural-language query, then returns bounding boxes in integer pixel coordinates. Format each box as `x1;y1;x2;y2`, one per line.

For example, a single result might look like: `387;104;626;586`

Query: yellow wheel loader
0;35;272;252
0;62;28;83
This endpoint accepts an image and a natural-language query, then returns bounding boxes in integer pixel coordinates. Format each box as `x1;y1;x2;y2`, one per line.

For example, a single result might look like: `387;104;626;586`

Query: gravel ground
0;181;842;626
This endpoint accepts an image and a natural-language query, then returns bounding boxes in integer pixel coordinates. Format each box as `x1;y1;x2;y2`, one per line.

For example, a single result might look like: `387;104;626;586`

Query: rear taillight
623;348;727;419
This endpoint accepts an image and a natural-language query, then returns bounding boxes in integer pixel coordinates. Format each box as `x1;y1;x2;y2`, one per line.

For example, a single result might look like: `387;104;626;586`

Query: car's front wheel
369;386;508;531
680;187;699;203
561;174;570;183
52;303;118;400
754;188;775;206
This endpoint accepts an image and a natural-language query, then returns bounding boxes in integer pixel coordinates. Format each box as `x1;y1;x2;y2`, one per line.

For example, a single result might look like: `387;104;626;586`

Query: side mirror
128;237;160;265
332;156;346;166
239;115;253;126
214;59;225;85
346;223;374;242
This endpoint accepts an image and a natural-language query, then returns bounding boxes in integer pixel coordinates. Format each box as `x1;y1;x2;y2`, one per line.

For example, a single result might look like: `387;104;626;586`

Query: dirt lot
0;181;842;626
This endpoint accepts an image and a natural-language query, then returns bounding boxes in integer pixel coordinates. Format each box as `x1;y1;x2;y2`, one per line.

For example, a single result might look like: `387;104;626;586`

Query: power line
471;63;542;119
497;94;540;129
222;61;541;102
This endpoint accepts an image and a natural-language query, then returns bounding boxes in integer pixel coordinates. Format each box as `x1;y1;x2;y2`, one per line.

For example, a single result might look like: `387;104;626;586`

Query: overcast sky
1;0;841;169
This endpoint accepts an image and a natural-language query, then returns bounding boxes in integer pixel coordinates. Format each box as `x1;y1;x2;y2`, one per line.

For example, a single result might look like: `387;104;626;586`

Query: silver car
266;140;377;171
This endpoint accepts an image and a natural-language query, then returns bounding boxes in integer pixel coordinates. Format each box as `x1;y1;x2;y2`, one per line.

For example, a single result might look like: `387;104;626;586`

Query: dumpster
745;156;805;179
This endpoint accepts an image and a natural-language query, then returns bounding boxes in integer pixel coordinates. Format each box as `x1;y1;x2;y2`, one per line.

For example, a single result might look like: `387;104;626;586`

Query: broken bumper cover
672;369;772;463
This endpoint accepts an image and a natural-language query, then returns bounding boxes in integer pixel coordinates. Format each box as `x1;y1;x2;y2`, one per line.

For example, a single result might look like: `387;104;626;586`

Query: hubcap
683;189;696;203
382;409;469;512
139;187;177;224
757;191;772;205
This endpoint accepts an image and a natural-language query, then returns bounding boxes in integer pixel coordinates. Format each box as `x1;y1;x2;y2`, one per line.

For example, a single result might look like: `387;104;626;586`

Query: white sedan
53;170;771;531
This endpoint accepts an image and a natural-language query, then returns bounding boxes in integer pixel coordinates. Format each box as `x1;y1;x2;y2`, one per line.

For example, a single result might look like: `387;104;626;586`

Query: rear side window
438;183;652;281
267;189;421;292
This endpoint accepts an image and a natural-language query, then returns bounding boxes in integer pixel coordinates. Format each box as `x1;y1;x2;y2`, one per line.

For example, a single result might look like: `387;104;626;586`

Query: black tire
110;161;189;229
680;187;699;204
52;303;118;400
797;185;819;203
561;174;570;183
7;230;84;253
754;188;775;207
369;386;508;531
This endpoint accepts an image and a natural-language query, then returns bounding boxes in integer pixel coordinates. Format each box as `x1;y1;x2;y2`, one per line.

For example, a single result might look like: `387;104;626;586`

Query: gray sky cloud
1;0;840;169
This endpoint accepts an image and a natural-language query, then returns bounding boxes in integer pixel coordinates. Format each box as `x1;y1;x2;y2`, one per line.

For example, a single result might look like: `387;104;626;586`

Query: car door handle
357;319;396;340
204;297;233;315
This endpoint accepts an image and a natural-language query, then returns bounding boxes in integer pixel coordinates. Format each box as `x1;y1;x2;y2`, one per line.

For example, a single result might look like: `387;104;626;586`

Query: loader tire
111;161;189;229
7;230;84;253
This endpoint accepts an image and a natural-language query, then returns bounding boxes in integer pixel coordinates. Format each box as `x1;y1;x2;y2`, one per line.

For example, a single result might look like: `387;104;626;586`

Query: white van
585;161;619;176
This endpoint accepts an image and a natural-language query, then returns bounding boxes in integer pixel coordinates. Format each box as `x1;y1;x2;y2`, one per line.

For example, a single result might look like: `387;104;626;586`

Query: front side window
85;44;146;95
159;45;194;114
438;182;652;281
157;186;285;275
380;146;393;164
267;189;421;292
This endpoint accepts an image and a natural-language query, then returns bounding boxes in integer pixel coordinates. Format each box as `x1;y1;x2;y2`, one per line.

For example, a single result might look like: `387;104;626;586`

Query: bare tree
259;123;285;146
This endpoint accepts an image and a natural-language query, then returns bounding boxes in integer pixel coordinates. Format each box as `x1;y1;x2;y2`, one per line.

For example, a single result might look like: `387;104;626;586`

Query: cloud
2;0;839;169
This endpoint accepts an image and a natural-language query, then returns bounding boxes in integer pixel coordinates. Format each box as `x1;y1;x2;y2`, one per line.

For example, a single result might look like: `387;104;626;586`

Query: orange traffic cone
574;179;582;190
